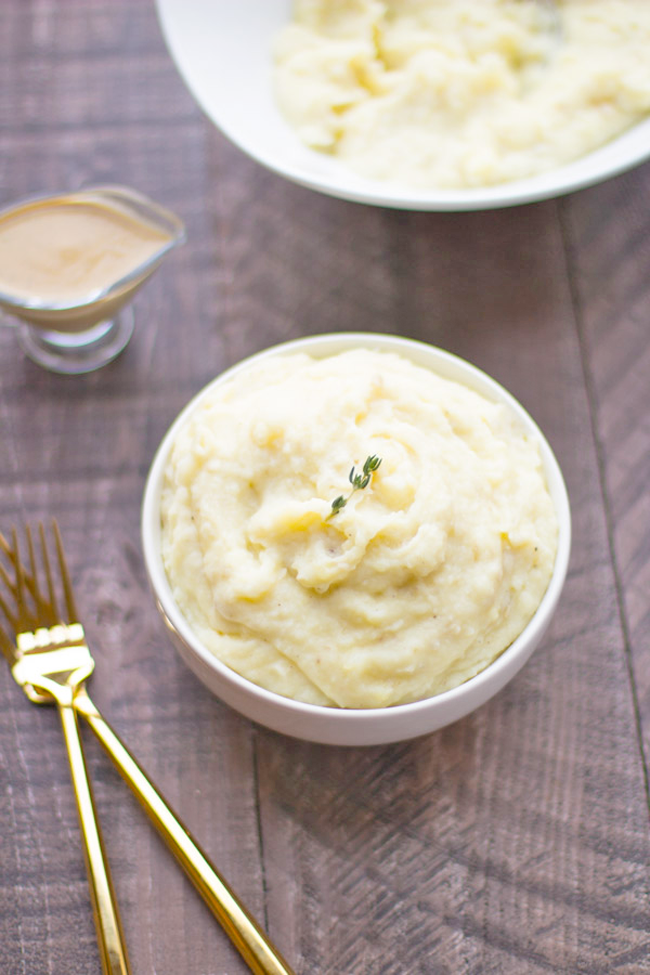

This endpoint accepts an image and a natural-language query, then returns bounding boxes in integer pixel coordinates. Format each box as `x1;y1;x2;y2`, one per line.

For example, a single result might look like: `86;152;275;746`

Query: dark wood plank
0;1;648;974
561;167;650;772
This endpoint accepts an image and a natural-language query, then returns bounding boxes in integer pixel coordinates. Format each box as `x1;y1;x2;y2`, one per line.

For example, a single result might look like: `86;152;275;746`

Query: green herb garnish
328;454;382;519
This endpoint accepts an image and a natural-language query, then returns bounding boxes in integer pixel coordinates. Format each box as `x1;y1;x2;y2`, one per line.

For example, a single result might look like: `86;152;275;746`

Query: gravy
0;197;172;306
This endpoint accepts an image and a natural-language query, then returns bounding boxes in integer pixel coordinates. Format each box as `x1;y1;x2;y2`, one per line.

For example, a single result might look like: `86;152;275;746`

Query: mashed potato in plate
273;0;650;189
161;350;558;708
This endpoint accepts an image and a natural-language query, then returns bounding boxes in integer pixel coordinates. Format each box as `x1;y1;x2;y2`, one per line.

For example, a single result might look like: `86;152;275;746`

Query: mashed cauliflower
273;0;650;188
161;350;558;708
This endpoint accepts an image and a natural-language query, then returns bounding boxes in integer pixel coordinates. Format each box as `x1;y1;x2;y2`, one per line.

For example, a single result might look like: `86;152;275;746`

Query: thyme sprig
328;454;382;519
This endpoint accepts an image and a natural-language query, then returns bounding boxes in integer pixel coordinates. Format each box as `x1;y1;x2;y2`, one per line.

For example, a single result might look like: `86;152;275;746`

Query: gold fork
0;521;294;975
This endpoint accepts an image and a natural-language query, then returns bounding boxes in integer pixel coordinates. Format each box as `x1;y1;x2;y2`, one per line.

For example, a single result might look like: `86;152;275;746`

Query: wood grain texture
560;174;650;778
0;2;649;974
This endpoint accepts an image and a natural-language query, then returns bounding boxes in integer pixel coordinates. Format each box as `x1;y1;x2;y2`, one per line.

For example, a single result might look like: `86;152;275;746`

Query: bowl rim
141;332;571;727
155;0;650;212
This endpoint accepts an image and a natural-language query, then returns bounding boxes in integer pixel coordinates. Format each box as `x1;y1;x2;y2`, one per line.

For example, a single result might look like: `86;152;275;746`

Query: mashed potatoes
161;350;558;708
273;1;650;188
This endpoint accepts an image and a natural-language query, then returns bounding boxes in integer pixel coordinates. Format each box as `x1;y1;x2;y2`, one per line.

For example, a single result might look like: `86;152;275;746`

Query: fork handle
73;688;295;975
57;700;131;975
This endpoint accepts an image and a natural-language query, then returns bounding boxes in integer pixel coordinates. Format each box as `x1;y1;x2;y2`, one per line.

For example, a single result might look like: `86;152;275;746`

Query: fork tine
0;530;10;560
0;559;18;630
39;521;61;623
0;532;17;606
26;525;42;606
0;531;17;630
0;524;61;630
0;552;18;660
52;519;78;622
32;523;60;627
11;528;30;629
0;589;16;631
0;559;14;594
0;530;34;609
0;624;15;663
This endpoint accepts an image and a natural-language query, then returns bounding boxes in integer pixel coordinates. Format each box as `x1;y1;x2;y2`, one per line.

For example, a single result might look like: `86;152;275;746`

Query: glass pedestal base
17;309;135;375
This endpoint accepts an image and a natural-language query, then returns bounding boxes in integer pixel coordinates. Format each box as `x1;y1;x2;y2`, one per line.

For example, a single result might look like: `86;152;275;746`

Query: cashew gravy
0;197;171;307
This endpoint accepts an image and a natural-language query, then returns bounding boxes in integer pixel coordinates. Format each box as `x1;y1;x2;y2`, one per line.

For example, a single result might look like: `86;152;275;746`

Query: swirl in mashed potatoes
273;0;650;189
161;350;558;708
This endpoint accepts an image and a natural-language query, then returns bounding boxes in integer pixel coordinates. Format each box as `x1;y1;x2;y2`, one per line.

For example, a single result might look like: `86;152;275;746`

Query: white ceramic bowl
141;333;571;745
155;0;650;212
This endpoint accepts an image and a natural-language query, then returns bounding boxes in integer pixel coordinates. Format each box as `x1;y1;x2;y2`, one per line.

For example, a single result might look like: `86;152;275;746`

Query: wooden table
1;2;649;973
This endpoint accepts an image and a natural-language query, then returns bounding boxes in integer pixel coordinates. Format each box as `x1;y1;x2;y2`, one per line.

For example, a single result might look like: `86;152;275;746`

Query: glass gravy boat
0;186;186;374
